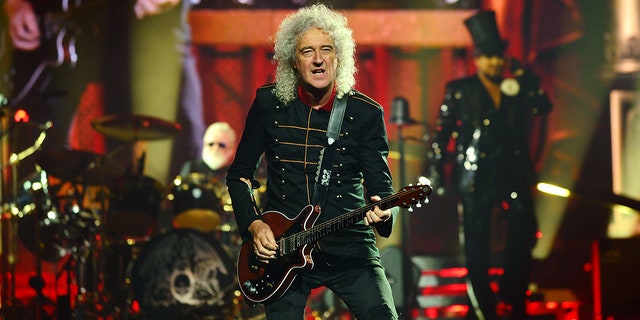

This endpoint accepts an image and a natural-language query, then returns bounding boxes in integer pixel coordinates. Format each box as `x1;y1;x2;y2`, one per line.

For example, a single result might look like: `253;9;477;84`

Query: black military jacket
227;84;396;259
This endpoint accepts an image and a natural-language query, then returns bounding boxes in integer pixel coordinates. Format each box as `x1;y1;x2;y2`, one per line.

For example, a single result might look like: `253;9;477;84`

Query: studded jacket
227;84;396;259
427;73;553;197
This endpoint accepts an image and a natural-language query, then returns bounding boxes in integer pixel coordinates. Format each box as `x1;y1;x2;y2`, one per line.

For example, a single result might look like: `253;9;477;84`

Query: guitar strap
311;93;348;209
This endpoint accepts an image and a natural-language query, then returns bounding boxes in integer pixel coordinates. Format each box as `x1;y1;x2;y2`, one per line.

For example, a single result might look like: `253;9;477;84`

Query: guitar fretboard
279;185;429;255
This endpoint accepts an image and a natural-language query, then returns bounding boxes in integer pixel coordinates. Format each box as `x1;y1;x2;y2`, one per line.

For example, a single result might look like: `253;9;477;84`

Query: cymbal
91;114;182;141
37;148;125;184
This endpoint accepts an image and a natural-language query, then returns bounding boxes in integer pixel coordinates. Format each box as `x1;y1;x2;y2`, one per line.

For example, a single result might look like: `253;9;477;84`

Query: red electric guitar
237;184;432;304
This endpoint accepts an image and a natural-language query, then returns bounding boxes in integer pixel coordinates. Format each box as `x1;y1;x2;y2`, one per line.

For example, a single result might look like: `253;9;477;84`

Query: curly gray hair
272;3;357;104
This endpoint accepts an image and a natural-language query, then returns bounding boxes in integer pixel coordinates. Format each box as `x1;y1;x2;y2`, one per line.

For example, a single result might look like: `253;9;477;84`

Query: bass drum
131;228;236;320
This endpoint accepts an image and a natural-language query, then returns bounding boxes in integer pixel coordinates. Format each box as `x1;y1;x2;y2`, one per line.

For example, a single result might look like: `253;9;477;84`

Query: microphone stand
388;96;428;317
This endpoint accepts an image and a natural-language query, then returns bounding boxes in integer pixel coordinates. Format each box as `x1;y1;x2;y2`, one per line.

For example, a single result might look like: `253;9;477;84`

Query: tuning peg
407;206;414;213
424;198;430;204
416;202;422;208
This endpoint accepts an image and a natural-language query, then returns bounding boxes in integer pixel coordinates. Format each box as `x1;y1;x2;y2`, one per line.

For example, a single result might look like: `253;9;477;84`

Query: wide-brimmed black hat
464;10;508;56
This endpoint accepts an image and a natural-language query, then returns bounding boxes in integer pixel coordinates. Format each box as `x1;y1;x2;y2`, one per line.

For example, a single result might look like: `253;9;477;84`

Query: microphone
389;96;411;125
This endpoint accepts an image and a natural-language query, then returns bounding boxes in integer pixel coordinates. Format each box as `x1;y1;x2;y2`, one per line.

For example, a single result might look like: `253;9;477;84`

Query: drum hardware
29;146;148;318
1;203;23;318
89;113;180;238
107;237;146;320
10;160;113;318
18;172;104;263
2;113;257;318
27;169;59;320
0;119;52;319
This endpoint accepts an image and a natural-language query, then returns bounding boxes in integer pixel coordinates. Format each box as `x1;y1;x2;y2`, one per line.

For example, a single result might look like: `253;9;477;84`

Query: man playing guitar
226;4;428;320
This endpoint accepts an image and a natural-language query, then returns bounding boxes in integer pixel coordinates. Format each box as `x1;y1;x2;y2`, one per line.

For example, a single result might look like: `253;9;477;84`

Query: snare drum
169;173;229;233
131;228;236;320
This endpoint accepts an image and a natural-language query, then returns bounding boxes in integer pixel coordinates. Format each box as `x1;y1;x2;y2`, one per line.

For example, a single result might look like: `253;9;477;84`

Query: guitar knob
249;287;257;294
243;280;252;289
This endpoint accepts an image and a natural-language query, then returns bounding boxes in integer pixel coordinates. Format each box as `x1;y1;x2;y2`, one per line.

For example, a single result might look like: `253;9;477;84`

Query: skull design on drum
132;229;236;319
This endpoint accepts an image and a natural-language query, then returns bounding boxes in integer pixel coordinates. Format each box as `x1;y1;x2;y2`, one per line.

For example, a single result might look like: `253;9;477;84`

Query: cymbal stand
1;202;22;319
0;102;18;317
55;254;73;319
75;145;126;319
74;236;100;320
66;176;107;320
1;115;51;318
71;182;89;318
27;168;56;320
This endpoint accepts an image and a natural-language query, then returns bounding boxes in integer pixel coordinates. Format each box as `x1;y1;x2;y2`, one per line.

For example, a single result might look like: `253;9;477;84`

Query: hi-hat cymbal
91;114;182;141
36;148;125;184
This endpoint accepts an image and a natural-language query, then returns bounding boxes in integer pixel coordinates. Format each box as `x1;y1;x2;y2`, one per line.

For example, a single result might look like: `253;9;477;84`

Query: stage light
14;109;30;123
537;182;571;198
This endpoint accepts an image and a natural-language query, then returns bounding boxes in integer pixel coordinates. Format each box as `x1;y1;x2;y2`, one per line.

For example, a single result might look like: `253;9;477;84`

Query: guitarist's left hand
363;195;391;226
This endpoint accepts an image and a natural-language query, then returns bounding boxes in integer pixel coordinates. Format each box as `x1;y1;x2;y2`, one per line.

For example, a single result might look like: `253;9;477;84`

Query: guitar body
237;205;319;304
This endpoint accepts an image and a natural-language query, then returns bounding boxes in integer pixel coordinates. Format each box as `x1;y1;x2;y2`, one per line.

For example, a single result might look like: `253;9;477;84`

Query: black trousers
461;189;538;320
264;254;398;320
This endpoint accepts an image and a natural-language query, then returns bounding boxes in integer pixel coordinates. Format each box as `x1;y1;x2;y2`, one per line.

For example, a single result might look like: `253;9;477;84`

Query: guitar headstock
395;184;432;212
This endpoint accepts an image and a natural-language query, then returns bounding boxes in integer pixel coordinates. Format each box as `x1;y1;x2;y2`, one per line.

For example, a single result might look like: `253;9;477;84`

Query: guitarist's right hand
248;219;278;263
4;0;41;51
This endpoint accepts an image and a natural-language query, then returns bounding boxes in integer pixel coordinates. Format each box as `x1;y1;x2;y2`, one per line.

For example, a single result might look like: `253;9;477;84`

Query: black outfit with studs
427;73;552;319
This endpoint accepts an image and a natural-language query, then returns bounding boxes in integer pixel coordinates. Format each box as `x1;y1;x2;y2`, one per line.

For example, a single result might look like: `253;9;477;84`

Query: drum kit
0;114;265;320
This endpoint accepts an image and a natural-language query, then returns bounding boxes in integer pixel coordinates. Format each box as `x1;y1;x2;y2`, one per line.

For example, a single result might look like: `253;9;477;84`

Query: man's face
294;28;337;92
474;54;506;82
202;129;234;170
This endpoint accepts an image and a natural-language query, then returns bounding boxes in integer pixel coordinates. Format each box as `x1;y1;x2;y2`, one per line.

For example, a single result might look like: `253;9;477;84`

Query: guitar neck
280;188;417;254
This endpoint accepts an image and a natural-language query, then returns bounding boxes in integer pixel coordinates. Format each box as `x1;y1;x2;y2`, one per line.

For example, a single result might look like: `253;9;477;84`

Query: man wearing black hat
426;10;553;320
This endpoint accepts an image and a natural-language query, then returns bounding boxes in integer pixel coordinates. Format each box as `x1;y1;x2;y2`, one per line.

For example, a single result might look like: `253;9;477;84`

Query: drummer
169;122;238;236
179;121;237;180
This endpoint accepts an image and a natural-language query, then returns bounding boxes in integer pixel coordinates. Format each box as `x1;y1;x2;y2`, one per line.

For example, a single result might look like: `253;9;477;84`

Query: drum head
132;228;236;319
